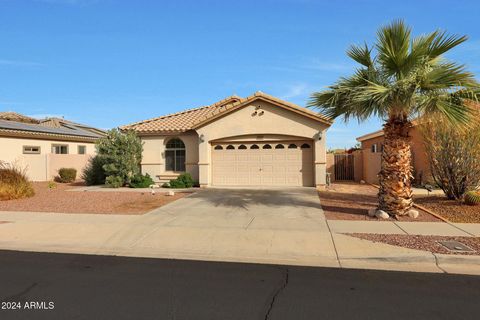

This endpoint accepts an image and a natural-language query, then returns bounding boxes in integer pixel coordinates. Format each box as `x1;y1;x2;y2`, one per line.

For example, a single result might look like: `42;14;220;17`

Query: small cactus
464;191;480;206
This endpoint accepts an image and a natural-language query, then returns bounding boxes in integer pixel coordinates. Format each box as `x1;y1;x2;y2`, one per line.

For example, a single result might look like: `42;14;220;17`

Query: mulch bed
347;233;480;255
0;182;188;215
318;183;441;222
415;196;480;223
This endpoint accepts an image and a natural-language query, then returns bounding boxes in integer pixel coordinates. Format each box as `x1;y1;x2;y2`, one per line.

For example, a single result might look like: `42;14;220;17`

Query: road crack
264;268;289;320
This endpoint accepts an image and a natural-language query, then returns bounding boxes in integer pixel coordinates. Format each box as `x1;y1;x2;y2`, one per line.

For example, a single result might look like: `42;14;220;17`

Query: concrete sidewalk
327;220;480;236
0;206;479;276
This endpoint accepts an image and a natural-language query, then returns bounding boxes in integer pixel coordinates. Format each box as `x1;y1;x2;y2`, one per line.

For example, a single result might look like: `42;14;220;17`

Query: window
262;144;272;149
288;144;297;149
275;144;284;149
52;144;68;154
238;144;247;149
23;146;40;154
226;145;235;150
250;144;259;149
214;145;223;150
300;143;311;149
371;144;377;153
380;144;384;153
78;145;86;154
165;138;186;172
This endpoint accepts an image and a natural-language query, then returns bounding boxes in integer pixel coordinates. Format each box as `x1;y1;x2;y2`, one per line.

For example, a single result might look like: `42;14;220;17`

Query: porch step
156;174;180;184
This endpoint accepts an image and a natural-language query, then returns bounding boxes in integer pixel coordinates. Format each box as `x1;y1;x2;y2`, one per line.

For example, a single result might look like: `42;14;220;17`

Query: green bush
82;156;107;186
96;129;143;187
0;161;35;200
56;168;77;183
464;191;480;206
105;175;124;188
168;173;194;189
130;173;155;188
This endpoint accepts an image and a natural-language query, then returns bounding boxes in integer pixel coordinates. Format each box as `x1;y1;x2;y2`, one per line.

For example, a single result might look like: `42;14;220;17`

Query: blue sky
1;0;479;148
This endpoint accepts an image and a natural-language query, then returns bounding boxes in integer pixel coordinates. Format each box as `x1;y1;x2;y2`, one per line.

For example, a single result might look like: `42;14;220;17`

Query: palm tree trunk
378;116;414;216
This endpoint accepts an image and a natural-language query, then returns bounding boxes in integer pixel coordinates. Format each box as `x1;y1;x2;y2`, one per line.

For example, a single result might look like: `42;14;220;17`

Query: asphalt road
0;250;479;320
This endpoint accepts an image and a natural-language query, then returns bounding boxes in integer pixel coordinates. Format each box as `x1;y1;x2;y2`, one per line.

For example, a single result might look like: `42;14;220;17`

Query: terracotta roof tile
121;92;332;133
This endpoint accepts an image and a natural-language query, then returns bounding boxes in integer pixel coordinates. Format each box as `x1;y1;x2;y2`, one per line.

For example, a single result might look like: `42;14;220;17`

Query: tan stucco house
0;112;104;181
121;92;332;188
356;120;430;184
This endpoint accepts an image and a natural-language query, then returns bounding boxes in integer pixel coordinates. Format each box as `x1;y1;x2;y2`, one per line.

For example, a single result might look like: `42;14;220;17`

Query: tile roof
121;92;332;133
0;112;39;124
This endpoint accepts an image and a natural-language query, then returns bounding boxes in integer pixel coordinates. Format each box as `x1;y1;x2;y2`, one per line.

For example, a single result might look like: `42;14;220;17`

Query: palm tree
309;20;479;217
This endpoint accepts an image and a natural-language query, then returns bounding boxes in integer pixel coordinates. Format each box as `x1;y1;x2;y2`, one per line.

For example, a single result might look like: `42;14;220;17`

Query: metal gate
334;154;355;181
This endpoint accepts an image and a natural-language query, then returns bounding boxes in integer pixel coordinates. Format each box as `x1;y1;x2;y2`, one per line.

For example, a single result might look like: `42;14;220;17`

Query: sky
1;0;479;149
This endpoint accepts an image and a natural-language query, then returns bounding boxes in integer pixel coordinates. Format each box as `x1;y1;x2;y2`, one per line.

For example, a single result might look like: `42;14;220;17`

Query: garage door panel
212;141;314;186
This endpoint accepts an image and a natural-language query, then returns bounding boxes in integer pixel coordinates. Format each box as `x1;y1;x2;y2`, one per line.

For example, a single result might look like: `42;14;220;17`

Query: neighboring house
0;112;105;181
356;120;430;184
121;92;332;188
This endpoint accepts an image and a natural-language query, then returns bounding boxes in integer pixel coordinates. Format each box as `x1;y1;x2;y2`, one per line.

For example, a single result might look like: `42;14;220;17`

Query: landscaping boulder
407;209;419;219
367;208;377;217
375;210;389;219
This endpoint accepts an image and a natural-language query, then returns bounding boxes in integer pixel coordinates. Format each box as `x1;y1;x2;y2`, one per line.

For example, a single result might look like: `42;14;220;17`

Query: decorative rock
375;210;389;219
360;180;366;184
167;190;175;196
367;208;377;217
407;209;419;219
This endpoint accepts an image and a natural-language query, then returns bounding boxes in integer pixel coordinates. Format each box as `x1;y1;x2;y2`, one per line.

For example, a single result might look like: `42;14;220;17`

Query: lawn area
0;182;188;214
318;183;440;222
415;196;480;223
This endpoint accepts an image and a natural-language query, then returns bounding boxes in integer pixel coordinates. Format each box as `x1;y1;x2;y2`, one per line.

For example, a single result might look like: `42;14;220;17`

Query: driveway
98;187;338;267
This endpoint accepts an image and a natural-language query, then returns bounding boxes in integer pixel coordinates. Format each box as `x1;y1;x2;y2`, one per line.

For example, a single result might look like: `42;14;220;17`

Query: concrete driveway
98;187;338;267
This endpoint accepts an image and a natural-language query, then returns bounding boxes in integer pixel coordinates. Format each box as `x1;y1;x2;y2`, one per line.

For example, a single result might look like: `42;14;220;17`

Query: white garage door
212;141;314;186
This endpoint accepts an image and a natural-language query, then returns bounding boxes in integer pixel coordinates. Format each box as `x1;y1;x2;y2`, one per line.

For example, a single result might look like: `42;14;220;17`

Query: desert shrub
82;155;107;185
168;173;194;189
105;175;124;188
129;173;155;188
0;161;35;200
464;191;480;206
421;114;480;200
96;129;143;188
56;168;77;183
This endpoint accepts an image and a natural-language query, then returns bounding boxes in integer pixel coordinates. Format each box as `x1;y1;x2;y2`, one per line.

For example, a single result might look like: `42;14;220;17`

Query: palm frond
347;43;373;67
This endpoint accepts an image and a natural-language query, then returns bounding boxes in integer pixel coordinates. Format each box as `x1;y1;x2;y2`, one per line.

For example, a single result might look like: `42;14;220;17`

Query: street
0;250;479;319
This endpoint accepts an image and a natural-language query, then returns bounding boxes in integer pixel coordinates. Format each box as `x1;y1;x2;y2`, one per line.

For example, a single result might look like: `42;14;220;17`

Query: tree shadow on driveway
188;188;323;211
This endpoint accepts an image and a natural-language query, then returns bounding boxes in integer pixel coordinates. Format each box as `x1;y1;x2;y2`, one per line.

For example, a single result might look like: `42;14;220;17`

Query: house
356;120;430;184
121;92;332;188
0;112;105;181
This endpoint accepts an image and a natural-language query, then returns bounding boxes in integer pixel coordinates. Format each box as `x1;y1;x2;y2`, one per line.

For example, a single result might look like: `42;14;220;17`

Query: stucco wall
359;126;430;184
0;136;96;181
140;131;199;182
196;100;329;187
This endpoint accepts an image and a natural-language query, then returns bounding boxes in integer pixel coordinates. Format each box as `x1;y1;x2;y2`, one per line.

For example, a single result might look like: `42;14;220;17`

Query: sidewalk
0;208;479;276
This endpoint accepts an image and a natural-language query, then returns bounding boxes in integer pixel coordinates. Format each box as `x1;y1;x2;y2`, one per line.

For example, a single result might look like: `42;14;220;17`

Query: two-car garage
211;140;314;186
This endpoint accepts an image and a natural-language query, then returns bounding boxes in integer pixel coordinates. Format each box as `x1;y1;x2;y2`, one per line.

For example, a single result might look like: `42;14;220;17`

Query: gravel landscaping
0;182;188;214
318;183;441;222
415;196;480;223
348;233;480;255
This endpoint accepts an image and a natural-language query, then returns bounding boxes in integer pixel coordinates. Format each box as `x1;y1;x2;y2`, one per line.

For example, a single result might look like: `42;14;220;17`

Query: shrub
96;129;143;187
105;175;124;188
82;155;107;186
56;168;77;183
464;191;480;206
421;114;480;200
168;173;194;189
129;173;155;188
0;161;35;200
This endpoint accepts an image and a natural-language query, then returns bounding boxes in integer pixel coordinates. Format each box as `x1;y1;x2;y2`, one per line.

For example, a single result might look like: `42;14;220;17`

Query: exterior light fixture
258;111;264;116
199;134;205;143
318;131;323;140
